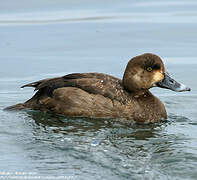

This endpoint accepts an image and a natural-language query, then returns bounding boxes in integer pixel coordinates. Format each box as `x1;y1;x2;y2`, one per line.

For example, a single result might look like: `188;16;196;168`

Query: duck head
123;53;191;93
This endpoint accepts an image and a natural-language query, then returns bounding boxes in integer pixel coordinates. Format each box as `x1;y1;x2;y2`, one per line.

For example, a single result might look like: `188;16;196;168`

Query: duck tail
4;103;28;111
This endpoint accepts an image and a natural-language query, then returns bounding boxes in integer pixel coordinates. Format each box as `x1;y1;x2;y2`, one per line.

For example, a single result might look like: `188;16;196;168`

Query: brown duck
6;53;190;123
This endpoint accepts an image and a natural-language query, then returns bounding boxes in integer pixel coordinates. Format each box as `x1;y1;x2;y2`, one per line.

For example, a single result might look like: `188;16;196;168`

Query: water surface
0;0;197;179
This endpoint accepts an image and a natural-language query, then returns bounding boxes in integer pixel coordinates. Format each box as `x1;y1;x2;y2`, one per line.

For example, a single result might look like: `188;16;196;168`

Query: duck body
6;53;190;124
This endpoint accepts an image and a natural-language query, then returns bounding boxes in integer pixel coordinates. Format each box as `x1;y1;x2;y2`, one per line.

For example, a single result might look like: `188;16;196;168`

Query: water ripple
1;11;197;25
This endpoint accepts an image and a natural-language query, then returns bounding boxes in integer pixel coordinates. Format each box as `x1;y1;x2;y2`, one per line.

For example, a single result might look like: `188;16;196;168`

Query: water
0;0;197;179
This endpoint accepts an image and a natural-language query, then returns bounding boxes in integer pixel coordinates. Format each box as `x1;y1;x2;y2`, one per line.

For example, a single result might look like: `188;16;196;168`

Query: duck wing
22;73;127;102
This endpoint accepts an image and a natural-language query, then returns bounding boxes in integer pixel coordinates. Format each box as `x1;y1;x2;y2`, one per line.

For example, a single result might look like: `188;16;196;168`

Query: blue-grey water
0;0;197;179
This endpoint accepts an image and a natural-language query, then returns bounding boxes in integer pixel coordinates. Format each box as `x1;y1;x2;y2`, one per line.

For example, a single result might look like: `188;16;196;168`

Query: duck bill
156;73;191;92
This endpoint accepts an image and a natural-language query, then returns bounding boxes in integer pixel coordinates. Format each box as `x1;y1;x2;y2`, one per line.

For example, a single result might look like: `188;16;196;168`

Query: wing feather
21;73;127;102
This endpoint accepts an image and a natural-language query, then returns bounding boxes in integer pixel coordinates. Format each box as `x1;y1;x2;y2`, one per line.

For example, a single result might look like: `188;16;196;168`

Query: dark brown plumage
5;53;190;123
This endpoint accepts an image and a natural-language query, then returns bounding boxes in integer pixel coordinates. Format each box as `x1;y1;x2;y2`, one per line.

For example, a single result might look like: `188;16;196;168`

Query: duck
5;53;190;123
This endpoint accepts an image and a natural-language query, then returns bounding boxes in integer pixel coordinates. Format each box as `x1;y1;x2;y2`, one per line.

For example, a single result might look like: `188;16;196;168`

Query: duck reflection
25;110;190;173
25;110;167;141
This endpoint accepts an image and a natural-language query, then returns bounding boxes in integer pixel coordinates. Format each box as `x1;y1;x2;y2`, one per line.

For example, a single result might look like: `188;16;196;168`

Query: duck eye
146;67;153;72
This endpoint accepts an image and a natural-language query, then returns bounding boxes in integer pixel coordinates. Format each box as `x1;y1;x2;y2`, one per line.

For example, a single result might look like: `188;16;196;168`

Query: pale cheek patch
153;72;164;83
133;73;141;82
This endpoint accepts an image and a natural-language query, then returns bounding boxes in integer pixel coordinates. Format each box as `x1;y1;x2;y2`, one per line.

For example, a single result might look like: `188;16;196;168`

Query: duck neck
130;89;150;98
